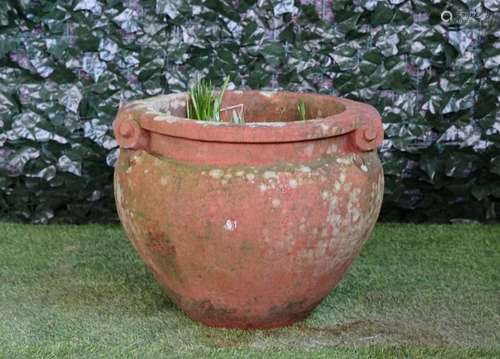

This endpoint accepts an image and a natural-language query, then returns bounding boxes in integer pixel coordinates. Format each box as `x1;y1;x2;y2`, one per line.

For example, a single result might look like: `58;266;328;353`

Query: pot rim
113;90;383;151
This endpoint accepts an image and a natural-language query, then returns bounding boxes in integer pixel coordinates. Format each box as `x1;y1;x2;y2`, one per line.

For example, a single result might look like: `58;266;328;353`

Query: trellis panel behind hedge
0;0;499;223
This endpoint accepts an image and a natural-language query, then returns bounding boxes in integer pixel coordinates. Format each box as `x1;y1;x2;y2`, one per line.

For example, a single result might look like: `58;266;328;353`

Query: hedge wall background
0;0;499;224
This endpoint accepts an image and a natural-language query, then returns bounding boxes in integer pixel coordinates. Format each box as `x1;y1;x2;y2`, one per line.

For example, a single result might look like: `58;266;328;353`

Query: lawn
0;223;499;358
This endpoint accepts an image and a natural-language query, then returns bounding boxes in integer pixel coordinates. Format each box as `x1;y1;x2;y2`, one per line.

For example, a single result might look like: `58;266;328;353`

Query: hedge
0;0;499;223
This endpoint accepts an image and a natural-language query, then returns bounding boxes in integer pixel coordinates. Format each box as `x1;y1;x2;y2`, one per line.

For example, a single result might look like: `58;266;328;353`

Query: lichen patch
153;115;178;123
208;169;224;179
300;166;311;173
339;171;346;183
263;171;277;180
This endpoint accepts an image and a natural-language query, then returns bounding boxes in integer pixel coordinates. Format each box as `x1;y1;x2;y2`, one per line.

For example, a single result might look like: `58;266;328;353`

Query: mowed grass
0;223;499;358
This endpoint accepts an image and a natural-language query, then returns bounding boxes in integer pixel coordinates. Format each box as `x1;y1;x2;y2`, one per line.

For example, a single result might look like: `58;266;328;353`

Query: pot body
113;91;384;328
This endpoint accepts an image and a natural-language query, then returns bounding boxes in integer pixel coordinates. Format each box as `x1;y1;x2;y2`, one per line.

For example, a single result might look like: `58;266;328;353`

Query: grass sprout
298;99;307;121
220;104;245;124
231;110;245;124
186;77;230;122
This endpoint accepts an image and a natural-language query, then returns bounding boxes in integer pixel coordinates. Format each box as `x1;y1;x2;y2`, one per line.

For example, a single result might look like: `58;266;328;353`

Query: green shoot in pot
186;77;230;122
298;99;307;121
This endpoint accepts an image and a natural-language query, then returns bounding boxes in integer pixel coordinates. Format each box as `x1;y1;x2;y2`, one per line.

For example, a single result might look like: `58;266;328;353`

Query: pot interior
152;91;346;123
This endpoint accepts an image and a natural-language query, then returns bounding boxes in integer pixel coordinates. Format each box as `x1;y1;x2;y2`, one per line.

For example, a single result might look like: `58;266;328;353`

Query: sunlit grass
1;223;499;358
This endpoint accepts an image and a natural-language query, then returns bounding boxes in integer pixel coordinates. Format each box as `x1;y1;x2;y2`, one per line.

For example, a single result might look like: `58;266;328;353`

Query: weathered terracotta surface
113;91;384;329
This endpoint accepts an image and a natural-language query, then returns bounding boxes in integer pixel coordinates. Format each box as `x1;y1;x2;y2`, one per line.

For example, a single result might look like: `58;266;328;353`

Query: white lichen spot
343;182;352;192
247;122;286;128
304;144;315;156
339;171;346;183
236;171;245;177
327;196;338;226
316;240;327;257
353;209;361;223
300;166;311;173
246;173;255;181
336;156;353;165
334;181;341;192
209;169;224;179
134;155;143;164
354;187;361;199
154;115;178;123
115;178;123;208
224;219;237;232
201;121;232;127
321;191;330;200
272;198;281;208
160;177;168;186
361;164;368;172
260;91;274;98
263;171;277;180
326;143;338;154
288;179;298;188
259;183;268;192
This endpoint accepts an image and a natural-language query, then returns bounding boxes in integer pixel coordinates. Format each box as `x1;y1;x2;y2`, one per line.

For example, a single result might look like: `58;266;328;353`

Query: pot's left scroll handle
113;103;150;150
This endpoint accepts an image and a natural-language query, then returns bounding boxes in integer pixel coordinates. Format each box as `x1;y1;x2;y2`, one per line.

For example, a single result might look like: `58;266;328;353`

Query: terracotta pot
113;91;384;329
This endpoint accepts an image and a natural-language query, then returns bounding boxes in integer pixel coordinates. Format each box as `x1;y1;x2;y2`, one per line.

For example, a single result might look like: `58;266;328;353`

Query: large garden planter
113;91;384;329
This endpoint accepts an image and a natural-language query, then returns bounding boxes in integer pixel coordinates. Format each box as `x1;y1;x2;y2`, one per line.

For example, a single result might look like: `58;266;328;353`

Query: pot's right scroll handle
351;104;384;152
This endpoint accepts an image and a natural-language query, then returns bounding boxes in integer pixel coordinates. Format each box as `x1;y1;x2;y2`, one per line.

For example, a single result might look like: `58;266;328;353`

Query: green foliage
0;1;499;223
229;105;246;124
297;99;307;121
186;77;230;122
